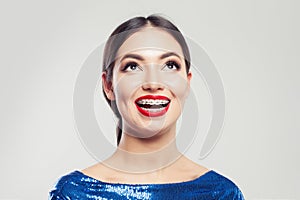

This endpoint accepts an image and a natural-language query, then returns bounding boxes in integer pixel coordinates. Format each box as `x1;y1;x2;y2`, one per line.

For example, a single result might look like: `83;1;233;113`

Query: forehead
116;27;184;58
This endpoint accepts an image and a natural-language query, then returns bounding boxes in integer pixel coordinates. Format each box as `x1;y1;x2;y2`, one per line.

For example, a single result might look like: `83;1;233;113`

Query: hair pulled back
102;14;191;146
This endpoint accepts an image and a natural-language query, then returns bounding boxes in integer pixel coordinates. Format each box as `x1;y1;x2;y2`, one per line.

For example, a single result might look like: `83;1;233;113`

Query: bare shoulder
81;162;115;181
79;156;210;183
175;155;210;179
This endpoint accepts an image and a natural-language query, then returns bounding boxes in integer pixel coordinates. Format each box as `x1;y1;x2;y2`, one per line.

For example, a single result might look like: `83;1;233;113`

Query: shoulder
201;170;245;200
48;170;92;199
174;156;244;199
175;156;210;180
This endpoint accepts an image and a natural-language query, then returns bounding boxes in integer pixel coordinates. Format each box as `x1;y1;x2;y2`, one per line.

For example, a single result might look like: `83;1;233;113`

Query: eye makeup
162;60;181;71
118;51;184;72
121;61;142;72
120;59;182;73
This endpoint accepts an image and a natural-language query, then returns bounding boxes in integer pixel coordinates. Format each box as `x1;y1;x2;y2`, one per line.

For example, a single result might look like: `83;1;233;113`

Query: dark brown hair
102;14;191;146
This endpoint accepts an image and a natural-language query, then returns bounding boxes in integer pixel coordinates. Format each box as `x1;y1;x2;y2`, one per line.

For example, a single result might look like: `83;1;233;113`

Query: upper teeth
137;99;169;105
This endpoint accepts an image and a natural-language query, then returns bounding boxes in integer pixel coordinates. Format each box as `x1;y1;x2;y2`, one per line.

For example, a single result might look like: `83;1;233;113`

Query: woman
49;14;244;199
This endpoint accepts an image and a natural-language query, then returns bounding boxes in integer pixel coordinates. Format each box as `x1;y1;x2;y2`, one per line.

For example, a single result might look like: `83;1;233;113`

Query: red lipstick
135;95;171;117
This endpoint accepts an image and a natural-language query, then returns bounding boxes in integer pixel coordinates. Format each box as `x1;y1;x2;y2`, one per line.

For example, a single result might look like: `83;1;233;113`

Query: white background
0;0;299;199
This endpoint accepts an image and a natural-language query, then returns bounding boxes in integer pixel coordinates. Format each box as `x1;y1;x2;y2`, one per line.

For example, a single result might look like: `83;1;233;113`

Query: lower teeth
141;107;165;112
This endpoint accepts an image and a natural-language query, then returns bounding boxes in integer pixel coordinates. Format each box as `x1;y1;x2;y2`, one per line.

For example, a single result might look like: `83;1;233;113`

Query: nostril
142;82;165;91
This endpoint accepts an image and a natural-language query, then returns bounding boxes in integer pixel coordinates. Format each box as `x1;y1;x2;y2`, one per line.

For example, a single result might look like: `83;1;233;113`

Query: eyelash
121;60;181;72
121;62;140;71
164;60;181;70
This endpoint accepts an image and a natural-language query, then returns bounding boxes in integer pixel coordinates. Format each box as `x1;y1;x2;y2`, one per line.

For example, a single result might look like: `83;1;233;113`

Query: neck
103;126;182;174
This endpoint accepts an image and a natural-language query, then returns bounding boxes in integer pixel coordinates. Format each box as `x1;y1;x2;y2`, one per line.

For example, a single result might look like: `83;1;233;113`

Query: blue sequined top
49;170;244;199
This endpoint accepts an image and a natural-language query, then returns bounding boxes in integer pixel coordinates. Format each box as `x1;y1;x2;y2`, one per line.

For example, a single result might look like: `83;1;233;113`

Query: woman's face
103;27;192;138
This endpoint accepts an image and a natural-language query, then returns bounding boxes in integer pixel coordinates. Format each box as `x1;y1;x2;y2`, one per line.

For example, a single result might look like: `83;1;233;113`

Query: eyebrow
160;52;181;60
120;52;181;62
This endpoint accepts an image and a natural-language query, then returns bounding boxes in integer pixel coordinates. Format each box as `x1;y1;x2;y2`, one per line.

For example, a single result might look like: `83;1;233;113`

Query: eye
162;61;181;71
122;62;142;72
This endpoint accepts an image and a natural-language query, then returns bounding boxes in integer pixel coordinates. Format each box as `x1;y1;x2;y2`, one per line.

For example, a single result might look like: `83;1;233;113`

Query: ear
187;71;192;84
185;71;192;97
102;72;115;101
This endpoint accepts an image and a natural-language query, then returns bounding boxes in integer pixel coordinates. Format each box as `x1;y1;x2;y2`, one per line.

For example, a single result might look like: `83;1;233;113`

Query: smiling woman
49;14;245;200
108;27;192;141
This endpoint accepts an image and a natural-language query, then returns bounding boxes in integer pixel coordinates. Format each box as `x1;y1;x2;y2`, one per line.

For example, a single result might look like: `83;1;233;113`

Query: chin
123;118;177;139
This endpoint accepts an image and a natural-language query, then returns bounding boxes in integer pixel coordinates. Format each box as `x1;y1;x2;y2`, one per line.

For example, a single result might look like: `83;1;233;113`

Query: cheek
162;73;190;100
113;74;143;102
113;72;189;104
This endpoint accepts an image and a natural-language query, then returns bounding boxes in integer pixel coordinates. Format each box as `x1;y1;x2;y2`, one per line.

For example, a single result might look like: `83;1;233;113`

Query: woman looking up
49;14;244;200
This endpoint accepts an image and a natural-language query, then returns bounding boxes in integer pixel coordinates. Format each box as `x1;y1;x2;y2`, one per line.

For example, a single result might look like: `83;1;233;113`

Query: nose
142;81;165;91
141;66;165;91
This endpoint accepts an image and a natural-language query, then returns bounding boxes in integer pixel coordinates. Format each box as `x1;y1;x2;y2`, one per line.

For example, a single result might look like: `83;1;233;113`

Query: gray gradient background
0;0;299;199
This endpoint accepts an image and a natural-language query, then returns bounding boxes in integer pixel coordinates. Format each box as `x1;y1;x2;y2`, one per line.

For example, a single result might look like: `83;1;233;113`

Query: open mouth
135;95;171;117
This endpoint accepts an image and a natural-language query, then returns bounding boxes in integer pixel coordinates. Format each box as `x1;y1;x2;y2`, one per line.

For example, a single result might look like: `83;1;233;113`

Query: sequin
49;170;244;199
